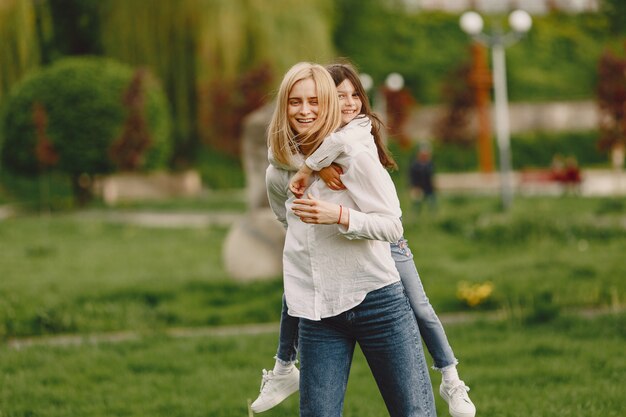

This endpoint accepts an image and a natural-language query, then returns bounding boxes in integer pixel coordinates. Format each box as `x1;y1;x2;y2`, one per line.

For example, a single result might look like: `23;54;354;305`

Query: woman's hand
319;164;346;191
292;193;349;226
289;166;314;197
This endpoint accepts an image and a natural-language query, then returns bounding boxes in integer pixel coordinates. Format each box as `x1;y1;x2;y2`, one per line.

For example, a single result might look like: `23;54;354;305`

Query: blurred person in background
409;144;437;213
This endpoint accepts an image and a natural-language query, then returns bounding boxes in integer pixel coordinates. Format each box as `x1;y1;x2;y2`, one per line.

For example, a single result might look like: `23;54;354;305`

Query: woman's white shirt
265;121;403;321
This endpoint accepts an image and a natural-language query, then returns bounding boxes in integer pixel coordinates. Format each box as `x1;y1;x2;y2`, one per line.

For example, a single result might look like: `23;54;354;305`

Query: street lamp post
460;10;532;209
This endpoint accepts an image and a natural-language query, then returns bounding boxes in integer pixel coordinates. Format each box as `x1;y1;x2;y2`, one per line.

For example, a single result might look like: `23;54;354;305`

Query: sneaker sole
439;385;476;417
250;381;299;413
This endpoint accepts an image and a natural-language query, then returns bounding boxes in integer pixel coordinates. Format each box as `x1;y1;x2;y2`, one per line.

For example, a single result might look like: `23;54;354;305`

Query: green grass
0;217;283;338
1;191;625;416
1;313;624;417
399;195;626;313
1;195;625;339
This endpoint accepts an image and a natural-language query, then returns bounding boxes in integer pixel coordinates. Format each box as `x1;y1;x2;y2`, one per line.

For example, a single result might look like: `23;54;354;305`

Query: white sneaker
439;381;476;417
250;367;300;413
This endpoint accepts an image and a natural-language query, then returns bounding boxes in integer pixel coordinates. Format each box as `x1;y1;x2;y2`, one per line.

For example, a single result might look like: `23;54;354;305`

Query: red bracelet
337;205;343;224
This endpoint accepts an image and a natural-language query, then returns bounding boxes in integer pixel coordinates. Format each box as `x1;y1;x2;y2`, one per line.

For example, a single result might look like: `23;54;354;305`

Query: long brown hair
325;62;398;171
268;62;342;168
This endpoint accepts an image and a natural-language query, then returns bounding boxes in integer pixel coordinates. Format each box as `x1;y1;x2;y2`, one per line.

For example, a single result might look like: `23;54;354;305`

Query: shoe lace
258;369;273;393
449;382;471;401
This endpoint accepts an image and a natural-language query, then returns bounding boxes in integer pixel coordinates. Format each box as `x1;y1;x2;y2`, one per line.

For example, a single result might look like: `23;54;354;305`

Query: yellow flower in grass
457;281;494;307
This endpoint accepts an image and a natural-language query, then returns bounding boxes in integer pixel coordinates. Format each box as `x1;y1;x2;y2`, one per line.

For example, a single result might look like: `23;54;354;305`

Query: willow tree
196;0;336;154
101;0;335;164
241;0;335;73
100;0;201;167
0;0;47;104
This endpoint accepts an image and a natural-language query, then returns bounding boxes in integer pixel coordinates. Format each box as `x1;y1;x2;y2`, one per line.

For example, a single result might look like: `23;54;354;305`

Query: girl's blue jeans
299;282;436;417
275;237;457;370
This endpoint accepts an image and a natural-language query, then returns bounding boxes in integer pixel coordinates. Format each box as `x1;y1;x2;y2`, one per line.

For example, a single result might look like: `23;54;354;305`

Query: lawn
1;195;624;339
0;313;624;417
399;195;626;314
0;216;285;338
0;192;625;415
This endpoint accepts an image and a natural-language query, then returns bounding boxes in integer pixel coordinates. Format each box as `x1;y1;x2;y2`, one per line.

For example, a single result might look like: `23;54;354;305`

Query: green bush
0;170;74;211
196;145;245;189
432;142;478;172
0;56;171;178
511;130;606;169
390;131;607;174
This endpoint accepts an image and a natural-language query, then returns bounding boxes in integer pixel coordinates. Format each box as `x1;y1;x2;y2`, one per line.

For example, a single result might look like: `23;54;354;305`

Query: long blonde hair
268;62;341;168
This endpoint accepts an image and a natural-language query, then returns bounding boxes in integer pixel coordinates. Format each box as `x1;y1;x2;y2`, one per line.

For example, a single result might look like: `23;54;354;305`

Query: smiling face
288;77;319;135
336;79;362;126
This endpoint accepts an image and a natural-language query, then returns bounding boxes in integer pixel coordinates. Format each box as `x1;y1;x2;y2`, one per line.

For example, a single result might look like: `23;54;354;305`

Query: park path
5;311;506;350
70;209;243;228
6;306;622;351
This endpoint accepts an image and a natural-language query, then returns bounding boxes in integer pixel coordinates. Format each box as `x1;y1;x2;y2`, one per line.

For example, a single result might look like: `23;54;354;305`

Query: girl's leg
355;282;436;417
250;294;300;413
391;239;476;417
299;316;355;417
391;238;457;369
276;294;299;364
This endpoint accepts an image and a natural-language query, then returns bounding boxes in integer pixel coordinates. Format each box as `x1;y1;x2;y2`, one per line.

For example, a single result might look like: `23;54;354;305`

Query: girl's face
336;79;362;126
288;78;318;135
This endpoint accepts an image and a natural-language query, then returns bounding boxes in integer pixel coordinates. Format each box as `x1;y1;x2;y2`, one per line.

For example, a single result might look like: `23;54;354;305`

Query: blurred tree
202;63;272;155
334;2;624;104
435;43;494;173
1;57;171;205
334;0;467;103
0;0;44;104
600;0;626;35
32;102;59;170
109;69;153;171
203;0;335;154
596;47;626;159
44;0;103;60
383;86;415;150
434;57;474;147
32;101;59;213
101;0;335;164
101;0;200;168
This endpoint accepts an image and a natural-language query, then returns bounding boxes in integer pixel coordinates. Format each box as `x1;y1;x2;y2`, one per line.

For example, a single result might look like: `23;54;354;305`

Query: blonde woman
263;62;435;417
253;63;475;417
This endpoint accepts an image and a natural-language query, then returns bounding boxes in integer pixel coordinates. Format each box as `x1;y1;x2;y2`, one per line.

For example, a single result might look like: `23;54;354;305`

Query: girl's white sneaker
250;367;299;413
439;380;476;417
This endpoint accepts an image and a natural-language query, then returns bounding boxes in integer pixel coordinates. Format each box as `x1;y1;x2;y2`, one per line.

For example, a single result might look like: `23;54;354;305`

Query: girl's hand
292;193;349;226
289;166;314;197
320;164;346;191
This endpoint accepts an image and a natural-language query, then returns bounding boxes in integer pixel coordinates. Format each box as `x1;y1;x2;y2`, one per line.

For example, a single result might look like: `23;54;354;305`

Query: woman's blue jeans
276;238;457;370
299;282;436;417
